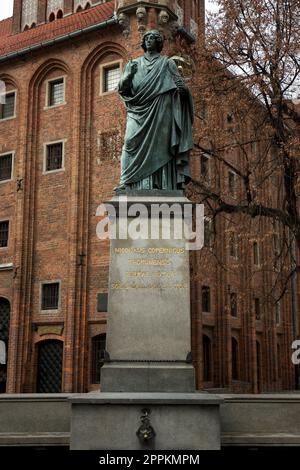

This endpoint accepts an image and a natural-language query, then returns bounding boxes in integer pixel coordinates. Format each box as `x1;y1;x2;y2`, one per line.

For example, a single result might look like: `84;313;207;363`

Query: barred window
48;78;65;107
0;92;16;119
91;334;106;384
103;65;121;93
0;154;13;182
0;221;9;248
42;282;60;310
45;142;63;172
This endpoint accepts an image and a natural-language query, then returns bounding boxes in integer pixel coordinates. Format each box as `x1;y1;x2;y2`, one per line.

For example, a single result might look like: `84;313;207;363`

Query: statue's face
145;33;159;52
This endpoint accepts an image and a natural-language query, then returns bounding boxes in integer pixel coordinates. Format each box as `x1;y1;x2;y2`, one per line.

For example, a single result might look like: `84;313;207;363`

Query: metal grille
104;66;121;92
0;154;13;181
49;79;64;107
0;298;10;342
91;334;106;384
46;143;63;171
37;340;63;393
0;93;15;119
42;283;59;310
0;221;9;248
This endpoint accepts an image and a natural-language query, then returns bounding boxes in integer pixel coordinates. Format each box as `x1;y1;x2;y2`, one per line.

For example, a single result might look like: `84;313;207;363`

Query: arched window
31;22;36;28
232;337;239;381
36;340;63;393
203;335;212;382
0;298;10;394
85;2;91;9
91;334;106;384
49;12;55;22
23;24;30;31
56;9;63;19
76;5;83;12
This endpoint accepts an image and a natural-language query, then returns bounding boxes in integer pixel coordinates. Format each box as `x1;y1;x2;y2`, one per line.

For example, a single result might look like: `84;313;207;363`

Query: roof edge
0;15;118;64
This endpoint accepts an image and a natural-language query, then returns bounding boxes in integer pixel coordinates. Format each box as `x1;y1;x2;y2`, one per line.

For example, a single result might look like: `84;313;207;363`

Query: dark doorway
37;340;63;393
0;298;10;393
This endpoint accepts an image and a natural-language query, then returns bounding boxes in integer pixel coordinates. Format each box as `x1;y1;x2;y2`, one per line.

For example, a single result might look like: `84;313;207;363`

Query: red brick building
0;0;298;394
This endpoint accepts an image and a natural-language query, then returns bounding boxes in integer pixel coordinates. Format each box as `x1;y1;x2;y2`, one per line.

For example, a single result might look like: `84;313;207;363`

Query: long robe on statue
118;54;194;190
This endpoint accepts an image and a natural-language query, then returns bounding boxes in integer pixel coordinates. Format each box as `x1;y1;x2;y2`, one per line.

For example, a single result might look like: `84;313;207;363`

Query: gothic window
21;0;38;31
47;0;64;18
36;340;63;393
74;1;92;12
91;334;106;384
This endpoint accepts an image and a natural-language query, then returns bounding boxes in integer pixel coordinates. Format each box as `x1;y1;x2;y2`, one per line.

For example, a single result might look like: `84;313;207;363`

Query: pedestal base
101;363;195;393
70;393;223;450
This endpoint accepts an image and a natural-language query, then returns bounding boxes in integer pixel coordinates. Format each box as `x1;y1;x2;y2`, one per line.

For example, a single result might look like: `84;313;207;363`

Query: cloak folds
118;55;194;189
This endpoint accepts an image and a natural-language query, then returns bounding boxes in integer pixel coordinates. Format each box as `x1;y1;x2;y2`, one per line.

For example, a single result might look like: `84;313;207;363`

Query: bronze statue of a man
116;30;194;191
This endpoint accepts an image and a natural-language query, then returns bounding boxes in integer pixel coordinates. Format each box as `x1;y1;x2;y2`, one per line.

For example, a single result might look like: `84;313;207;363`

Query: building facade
0;0;298;394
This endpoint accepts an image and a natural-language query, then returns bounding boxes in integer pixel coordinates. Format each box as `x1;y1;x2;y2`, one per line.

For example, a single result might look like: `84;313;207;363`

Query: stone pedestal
70;393;222;450
101;192;195;393
70;191;223;450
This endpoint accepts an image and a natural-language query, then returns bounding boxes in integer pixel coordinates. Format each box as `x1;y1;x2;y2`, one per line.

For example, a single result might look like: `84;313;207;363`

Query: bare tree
186;0;300;305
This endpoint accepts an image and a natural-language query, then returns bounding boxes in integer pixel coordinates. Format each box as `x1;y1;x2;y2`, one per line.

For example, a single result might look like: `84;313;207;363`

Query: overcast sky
0;1;217;21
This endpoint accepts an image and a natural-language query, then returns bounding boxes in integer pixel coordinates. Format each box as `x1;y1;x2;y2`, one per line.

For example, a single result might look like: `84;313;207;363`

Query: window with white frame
47;78;65;107
101;62;121;94
0;221;9;248
0;92;16;120
41;282;60;310
0;153;13;182
44;141;64;172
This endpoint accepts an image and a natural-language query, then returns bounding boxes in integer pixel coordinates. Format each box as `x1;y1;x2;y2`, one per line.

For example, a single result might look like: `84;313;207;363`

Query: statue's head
141;30;164;53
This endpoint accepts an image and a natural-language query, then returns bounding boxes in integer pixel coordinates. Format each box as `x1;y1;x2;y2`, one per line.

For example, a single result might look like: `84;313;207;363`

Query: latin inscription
111;246;187;290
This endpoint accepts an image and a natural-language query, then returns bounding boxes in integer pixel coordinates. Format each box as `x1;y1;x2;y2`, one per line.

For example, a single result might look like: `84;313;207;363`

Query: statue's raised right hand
129;61;138;77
